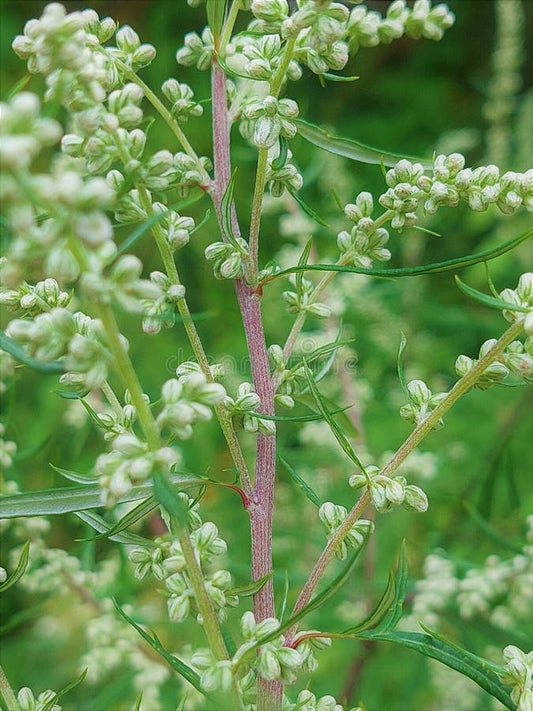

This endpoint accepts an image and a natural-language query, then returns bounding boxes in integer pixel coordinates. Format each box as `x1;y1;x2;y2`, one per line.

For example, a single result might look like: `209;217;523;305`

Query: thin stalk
0;666;20;711
219;0;242;51
101;380;123;417
135;186;253;498
94;303;230;665
270;38;297;97
287;317;525;641
99;48;211;185
249;147;269;280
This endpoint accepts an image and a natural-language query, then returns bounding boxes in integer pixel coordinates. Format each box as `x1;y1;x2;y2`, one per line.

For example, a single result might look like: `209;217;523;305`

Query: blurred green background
1;1;532;709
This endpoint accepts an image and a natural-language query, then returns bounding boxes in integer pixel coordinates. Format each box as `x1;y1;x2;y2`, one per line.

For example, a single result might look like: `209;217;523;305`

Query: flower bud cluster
130;498;239;624
242;95;299;149
224;382;276;436
0;350;16;394
291;4;349;75
266;146;303;197
12;4;114;109
338;191;391;267
0;92;62;171
250;0;290;34
318;502;374;560
500;273;533;329
287;689;346;711
350;465;429;514
205;238;250;280
500;645;533;711
283;274;331;319
238;33;302;82
157;367;226;440
0;278;71;316
378;156;533;231
95;390;141;441
94;432;180;507
108;25;156;69
16;687;61;711
161;79;203;122
269;344;307;409
348;0;454;54
503;338;533;382
455;339;510;390
399;379;447;429
176;27;215;71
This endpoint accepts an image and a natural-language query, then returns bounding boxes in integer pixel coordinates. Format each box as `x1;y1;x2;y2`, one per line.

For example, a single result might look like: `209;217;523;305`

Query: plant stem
95;303;230;665
219;0;242;51
101;380;123;417
211;58;282;711
135;185;253;498
0;666;19;711
249;147;269;280
287;317;525;642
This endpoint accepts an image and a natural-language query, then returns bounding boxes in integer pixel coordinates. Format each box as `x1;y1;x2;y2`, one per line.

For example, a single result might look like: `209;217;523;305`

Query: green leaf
261;227;533;285
152;471;190;531
51;464;99;484
295;119;433;169
288;189;329;227
0;330;64;374
377;540;409;633
455;276;530;313
357;626;514;710
397;332;408;398
206;0;227;39
304;364;366;473
228;572;272;597
133;693;143;711
113;600;203;691
294;393;359;439
271;136;289;171
190;208;211;235
342;570;396;635
279;454;322;507
248;404;351;422
221;169;247;255
277;570;290;622
287;337;355;378
79;497;158;541
296;238;313;298
7;73;31;99
321;72;359;83
0;474;204;518
75;510;153;546
43;670;87;711
0;541;30;592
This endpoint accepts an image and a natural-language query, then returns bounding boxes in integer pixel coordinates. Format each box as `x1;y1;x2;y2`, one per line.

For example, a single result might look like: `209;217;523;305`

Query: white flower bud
116;25;141;53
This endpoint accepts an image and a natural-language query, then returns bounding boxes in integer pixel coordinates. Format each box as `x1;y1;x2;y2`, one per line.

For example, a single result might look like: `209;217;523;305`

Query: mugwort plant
0;1;532;710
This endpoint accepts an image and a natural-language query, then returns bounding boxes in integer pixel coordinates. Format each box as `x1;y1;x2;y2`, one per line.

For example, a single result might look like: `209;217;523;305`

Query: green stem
135;187;253;497
219;0;242;51
0;666;20;711
288;317;525;638
101;380;123;417
249;147;269;279
100;49;211;185
270;38;297;97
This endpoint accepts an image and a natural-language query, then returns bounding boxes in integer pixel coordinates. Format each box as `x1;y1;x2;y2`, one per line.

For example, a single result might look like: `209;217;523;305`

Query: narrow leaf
0;541;30;592
321;72;359;83
51;464;99;485
228;572;272;597
75;510;153;546
44;670;87;711
342;570;396;635
288;189;329;227
397;333;408;398
206;0;227;39
455;276;530;313
272;136;289;171
0;474;204;518
287;338;355;377
134;693;143;711
304;364;366;473
8;73;31;99
152;471;189;531
294;393;359;439
279;454;322;507
356;627;514;710
377;540;409;633
79;497;158;541
261;227;533;285
113;600;203;691
190;208;211;235
221;169;247;254
297;238;313;298
0;330;64;374
248;404;351;422
277;570;290;622
295;118;433;169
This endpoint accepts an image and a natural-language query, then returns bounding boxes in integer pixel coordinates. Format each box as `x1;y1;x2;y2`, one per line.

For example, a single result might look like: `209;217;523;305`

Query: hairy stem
211;58;282;711
0;666;19;711
287;317;525;642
